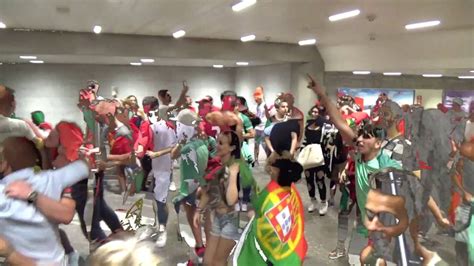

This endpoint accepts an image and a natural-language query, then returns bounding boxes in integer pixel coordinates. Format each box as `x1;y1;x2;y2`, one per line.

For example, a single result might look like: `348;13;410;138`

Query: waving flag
233;180;307;265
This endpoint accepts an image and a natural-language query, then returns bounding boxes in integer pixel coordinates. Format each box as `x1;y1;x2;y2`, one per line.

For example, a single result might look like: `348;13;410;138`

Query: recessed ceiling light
0;62;3;65
422;74;442;77
232;0;257;12
130;62;142;66
0;22;6;29
470;70;474;73
329;9;360;22
236;62;249;66
459;76;474;79
298;39;316;46
20;55;37;60
173;30;186;39
383;72;402;76
93;25;102;34
140;59;155;63
30;60;44;64
213;65;224;68
405;20;440;30
353;71;370;75
241;34;256;42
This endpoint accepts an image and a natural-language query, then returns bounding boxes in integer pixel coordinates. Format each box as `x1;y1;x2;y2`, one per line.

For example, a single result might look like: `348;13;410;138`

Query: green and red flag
233;180;307;265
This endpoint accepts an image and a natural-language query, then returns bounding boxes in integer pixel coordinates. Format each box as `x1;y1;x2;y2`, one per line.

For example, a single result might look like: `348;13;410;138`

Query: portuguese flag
233;180;307;265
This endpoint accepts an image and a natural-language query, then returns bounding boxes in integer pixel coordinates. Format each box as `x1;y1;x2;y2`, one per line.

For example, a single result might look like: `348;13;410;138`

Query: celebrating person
1;137;90;265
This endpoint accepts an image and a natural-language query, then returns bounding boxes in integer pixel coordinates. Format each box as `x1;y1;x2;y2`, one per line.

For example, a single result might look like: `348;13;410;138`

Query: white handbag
297;144;325;169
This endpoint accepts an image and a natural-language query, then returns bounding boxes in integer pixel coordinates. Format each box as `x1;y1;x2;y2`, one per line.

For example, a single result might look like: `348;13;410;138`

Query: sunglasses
366;208;398;225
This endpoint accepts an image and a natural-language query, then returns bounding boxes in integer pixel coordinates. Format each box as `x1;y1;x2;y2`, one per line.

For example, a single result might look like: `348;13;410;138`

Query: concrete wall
0;64;235;125
325;71;474;107
234;64;292;112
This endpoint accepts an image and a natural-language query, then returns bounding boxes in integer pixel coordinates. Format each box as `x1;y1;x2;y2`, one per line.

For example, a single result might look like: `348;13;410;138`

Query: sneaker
234;202;241;212
169;181;177;192
156;225;167;247
328;247;346;260
241;203;248;212
67;251;80;266
319;201;328;216
307;198;317;213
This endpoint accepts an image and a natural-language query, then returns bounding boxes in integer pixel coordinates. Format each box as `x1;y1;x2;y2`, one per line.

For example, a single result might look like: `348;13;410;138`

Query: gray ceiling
0;0;473;76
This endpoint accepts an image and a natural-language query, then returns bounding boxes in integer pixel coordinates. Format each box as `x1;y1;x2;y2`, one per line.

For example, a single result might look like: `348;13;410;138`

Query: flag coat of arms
233;180;307;265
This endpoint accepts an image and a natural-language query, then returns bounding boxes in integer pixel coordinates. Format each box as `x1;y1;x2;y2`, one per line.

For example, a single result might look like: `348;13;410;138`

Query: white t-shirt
0;115;35;143
255;102;267;131
0;161;89;265
151;120;177;173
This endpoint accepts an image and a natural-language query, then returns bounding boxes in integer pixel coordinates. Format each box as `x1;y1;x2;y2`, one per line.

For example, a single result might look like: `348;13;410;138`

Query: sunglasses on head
358;125;385;139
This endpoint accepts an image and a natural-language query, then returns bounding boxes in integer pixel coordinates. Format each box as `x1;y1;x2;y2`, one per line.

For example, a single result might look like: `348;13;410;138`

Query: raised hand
306;74;326;96
182;80;189;93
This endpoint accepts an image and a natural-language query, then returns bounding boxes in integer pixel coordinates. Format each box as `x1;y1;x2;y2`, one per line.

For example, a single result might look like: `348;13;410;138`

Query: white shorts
153;171;171;203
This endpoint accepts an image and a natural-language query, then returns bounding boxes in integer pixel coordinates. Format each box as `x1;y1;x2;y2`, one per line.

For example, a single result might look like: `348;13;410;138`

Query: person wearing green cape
233;150;308;265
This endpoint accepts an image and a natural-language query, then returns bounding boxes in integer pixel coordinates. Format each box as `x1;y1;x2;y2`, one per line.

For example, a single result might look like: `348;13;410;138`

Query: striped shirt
381;136;417;172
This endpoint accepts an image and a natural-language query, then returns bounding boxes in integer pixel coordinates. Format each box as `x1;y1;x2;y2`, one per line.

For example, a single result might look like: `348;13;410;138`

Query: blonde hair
90;238;161;266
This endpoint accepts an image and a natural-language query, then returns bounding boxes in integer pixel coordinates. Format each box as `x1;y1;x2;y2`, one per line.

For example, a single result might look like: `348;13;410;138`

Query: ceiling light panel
232;0;257;12
422;74;442;77
173;30;186;38
329;9;360;22
353;71;370;75
383;72;402;76
241;34;256;42
93;25;102;34
405;20;440;30
298;39;316;46
20;56;37;59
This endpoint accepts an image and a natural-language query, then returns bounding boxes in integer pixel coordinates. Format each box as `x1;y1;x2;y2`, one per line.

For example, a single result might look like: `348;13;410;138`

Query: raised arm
4;182;76;224
167;82;189;113
306;74;356;144
225;162;240;206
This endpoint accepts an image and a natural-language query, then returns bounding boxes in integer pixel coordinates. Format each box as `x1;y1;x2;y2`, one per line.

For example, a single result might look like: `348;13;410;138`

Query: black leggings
305;165;328;201
71;172;123;242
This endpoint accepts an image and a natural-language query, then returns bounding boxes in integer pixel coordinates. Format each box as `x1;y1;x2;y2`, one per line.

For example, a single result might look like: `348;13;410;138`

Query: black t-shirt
269;119;300;155
304;118;346;165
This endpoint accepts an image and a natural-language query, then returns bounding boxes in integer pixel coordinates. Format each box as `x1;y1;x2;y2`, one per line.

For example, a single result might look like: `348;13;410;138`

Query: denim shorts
211;211;240;241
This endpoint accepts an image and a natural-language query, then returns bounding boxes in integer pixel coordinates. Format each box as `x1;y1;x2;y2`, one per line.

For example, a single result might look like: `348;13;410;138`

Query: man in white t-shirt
146;105;178;248
157;87;189;192
1;137;90;265
253;87;268;162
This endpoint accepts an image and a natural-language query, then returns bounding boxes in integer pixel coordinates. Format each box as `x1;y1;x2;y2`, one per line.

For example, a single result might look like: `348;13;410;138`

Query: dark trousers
236;172;251;203
305;166;328;201
71;171;122;242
